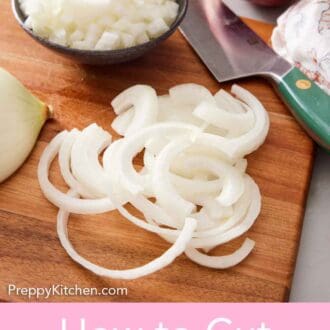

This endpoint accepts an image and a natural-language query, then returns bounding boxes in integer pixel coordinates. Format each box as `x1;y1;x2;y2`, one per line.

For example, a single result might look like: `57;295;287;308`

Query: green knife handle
276;67;330;150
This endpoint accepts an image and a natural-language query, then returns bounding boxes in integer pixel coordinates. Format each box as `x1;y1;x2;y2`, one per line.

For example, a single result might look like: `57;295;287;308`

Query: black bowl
12;0;188;65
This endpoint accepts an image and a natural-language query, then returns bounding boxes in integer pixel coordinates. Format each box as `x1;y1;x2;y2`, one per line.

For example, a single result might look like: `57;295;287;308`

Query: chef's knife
180;0;330;150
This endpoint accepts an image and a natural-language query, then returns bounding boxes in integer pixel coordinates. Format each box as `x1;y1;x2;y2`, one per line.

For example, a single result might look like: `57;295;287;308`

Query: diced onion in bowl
19;0;180;50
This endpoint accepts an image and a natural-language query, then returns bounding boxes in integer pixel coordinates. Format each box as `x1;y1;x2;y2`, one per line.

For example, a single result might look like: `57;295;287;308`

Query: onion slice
71;124;112;198
111;85;158;136
193;100;255;137
169;83;215;106
115;122;200;195
152;138;197;221
38;132;115;214
37;83;269;279
58;129;96;199
57;197;197;280
185;238;255;269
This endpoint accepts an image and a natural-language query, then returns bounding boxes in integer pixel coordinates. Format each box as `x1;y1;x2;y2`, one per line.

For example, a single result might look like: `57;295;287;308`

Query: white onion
169;83;215;106
187;176;261;248
178;154;245;207
115;122;200;195
20;0;179;50
102;139;133;204
111;85;158;136
185;238;255;269
38;83;269;280
158;94;204;127
111;109;134;136
229;85;270;158
171;175;222;205
193;100;255;137
71;124;112;197
201;200;233;221
38;131;115;215
57;193;197;280
214;89;245;114
152;138;197;222
58;129;96;199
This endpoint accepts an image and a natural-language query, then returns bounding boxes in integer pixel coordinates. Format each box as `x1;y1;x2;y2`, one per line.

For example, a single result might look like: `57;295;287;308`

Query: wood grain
0;1;314;302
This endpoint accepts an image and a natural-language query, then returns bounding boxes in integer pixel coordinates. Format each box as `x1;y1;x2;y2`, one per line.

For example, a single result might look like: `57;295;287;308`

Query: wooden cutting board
0;1;315;302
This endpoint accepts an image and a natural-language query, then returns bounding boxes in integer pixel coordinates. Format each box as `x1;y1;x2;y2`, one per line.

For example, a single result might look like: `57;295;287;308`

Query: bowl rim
11;0;188;56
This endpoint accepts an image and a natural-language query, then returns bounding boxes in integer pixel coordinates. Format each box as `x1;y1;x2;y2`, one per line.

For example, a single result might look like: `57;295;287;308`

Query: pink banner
0;303;329;329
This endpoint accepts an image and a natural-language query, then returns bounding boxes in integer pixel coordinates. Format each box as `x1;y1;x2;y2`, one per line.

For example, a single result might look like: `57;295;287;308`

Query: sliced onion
180;154;245;207
115;122;200;195
191;208;219;231
214;89;245;114
169;83;215;106
71;124;112;198
59;129;96;199
38;132;115;214
185;238;255;269
228;85;270;158
57;195;197;280
111;108;134;136
188;176;261;248
186;87;269;160
158;175;255;244
193;100;255;137
157;94;204;128
37;83;269;279
235;158;248;173
111;85;158;136
202;200;233;221
130;194;179;228
171;175;222;205
102;139;133;204
152;138;197;221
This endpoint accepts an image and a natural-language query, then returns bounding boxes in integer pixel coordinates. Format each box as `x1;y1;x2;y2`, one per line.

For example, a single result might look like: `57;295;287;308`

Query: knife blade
180;0;291;82
180;0;330;151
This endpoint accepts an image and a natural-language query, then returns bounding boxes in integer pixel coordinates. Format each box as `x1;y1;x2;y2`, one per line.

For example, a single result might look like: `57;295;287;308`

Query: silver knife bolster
262;58;293;83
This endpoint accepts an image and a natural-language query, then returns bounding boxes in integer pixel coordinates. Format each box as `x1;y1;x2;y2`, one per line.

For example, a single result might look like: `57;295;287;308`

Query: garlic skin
272;0;330;95
0;68;51;183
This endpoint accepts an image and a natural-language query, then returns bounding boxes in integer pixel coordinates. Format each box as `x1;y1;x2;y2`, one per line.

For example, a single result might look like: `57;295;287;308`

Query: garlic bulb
272;0;330;95
0;68;51;183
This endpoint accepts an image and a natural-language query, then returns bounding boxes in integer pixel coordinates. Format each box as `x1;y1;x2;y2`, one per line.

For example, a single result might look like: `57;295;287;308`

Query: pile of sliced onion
38;83;269;280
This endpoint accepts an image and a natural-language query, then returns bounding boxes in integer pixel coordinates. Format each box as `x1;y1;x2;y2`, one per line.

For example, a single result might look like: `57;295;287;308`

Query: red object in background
249;0;293;6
